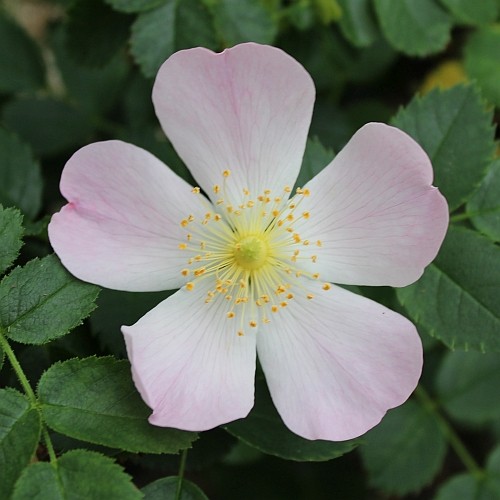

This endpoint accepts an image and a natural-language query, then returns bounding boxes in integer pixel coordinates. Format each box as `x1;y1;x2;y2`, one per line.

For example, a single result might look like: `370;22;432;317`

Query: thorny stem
0;330;58;466
415;385;484;479
175;449;188;500
0;331;37;403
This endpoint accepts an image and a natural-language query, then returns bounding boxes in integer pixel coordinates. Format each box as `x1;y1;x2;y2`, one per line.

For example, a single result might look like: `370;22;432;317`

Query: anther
322;283;331;291
186;282;194;291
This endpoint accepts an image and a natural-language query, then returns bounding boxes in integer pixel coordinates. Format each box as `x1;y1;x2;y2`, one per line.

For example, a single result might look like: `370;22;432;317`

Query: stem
175;449;188;500
43;428;58;466
415;385;484;478
450;206;500;223
0;331;58;465
0;331;37;404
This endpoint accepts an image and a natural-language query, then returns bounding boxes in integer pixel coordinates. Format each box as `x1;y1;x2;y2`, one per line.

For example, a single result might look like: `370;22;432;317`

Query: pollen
322;283;331;291
177;173;324;336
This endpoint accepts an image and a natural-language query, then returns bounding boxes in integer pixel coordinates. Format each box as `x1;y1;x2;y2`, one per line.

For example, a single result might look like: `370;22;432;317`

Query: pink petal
257;281;422;441
48;141;207;291
294;123;449;287
152;43;315;202
122;281;256;431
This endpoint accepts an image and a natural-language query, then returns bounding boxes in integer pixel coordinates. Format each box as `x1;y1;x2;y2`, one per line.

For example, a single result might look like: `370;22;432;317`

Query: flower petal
48;140;207;291
257;281;422;441
122;281;256;431
294;123;449;287
153;43;315;202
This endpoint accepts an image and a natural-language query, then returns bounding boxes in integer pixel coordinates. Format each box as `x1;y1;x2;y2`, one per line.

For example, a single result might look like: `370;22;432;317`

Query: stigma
177;170;329;336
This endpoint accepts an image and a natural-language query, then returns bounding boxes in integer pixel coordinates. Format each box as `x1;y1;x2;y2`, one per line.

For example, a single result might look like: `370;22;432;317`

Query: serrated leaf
337;0;379;47
295;137;335;189
464;26;500;108
360;399;447;495
0;254;99;345
104;0;166;12
0;388;41;500
212;0;278;46
38;356;197;453
0;128;42;219
225;380;357;461
441;0;498;25
397;226;500;352
392;85;495;211
65;0;131;67
436;350;500;424
374;0;452;56
131;0;216;78
0;14;45;93
467;159;500;242
2;98;93;157
12;449;142;500
142;476;208;499
0;206;23;274
436;445;500;499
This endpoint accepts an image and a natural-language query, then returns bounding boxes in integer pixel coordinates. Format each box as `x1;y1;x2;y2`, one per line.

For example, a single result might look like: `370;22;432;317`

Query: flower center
233;235;269;270
177;170;330;336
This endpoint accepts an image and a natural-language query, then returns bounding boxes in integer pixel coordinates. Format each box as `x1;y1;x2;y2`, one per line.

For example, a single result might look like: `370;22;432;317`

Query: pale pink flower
48;43;448;441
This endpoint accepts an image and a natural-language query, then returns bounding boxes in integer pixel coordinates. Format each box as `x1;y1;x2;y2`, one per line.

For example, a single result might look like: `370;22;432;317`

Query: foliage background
1;0;499;498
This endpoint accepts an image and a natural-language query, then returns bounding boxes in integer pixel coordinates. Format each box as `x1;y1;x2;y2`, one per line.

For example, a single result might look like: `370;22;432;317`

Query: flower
48;43;448;441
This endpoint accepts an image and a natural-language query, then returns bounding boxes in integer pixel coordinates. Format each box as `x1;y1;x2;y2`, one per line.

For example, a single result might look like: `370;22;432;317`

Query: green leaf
0;388;41;500
295;137;335;189
12;449;142;500
0;206;23;274
397;226;500;352
104;0;166;12
0;254;99;345
392;85;496;211
212;0;278;45
436;445;500;499
2;98;93;157
176;0;217;53
436;350;500;424
225;380;357;461
131;0;217;78
51;26;130;117
467;159;500;242
464;25;500;108
374;0;452;56
0;128;42;219
337;0;379;47
142;476;208;499
38;356;197;453
441;0;498;25
65;0;131;67
360;400;447;495
0;14;45;93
